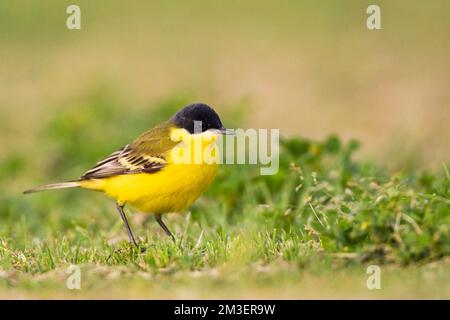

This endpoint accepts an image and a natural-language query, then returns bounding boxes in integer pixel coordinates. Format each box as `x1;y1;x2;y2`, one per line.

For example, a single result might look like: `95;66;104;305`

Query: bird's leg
116;202;139;248
155;214;176;242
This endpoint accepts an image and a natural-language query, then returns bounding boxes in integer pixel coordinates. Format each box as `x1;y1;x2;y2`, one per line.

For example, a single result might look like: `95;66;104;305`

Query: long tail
23;180;81;194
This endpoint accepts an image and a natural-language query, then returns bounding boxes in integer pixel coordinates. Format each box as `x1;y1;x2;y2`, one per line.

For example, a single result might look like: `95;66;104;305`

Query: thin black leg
155;214;176;242
116;202;139;248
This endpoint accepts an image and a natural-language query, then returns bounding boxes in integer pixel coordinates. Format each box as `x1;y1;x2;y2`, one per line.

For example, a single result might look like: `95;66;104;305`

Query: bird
24;103;232;248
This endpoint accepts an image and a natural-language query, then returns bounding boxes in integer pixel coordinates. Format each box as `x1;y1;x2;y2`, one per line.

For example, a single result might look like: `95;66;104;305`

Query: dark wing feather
80;122;178;180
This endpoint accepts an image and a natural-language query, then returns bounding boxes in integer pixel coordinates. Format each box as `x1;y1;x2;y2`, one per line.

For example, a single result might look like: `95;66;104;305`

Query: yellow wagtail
24;103;232;247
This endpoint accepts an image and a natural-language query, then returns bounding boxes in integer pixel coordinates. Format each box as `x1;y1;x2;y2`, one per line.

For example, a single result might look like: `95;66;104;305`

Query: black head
172;103;225;134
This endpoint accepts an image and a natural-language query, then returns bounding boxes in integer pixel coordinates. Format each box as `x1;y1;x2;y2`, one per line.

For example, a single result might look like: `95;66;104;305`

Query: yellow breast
81;128;220;214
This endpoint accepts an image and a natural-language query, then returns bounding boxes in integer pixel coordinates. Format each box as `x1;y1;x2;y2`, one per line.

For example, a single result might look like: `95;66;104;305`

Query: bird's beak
219;127;235;135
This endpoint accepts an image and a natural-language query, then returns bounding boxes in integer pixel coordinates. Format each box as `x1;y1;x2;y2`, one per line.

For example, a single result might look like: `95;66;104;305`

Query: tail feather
23;181;81;194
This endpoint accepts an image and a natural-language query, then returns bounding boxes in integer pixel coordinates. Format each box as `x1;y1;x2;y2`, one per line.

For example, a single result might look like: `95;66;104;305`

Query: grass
0;95;449;298
0;1;449;299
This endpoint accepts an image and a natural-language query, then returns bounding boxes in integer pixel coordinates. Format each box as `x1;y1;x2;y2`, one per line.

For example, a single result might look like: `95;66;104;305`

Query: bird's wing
80;123;179;180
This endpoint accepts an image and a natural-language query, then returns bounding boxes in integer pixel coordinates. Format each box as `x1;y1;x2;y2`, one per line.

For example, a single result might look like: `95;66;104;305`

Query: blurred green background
0;1;449;299
1;0;449;169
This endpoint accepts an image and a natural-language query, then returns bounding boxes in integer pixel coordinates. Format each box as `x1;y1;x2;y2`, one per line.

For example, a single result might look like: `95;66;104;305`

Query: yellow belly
81;163;218;213
80;128;220;213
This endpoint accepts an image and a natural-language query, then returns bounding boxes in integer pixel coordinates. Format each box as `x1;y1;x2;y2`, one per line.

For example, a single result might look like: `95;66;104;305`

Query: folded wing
81;122;178;180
